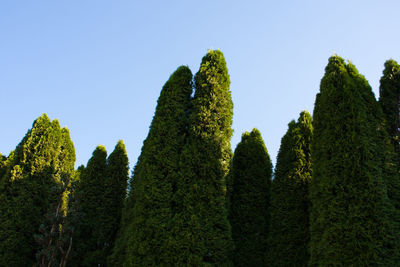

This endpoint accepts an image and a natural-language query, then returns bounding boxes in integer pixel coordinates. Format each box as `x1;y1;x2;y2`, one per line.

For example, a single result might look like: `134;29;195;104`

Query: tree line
0;50;399;266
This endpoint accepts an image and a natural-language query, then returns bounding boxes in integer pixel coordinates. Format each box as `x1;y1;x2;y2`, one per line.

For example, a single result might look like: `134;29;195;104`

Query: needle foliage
0;114;75;266
268;111;312;267
309;56;398;266
228;128;272;267
122;65;193;266
171;50;234;266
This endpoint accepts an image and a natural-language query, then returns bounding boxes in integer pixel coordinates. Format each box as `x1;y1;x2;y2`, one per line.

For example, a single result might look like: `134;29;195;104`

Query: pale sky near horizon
1;1;400;170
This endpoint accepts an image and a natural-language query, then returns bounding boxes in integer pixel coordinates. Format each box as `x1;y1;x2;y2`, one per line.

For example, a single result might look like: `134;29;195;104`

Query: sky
1;0;400;171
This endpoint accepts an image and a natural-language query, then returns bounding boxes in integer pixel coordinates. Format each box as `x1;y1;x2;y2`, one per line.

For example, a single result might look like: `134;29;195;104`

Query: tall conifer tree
171;50;234;266
377;59;400;260
268;111;312;266
122;66;193;266
379;59;400;165
101;140;129;263
310;56;397;266
0;114;75;266
71;145;107;266
228;129;272;267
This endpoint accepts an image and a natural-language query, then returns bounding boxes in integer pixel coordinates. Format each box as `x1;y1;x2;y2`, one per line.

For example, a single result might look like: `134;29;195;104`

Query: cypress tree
122;65;193;266
71;145;107;266
309;56;397;266
171;50;234;266
268;111;313;267
377;60;400;262
228;128;272;267
0;114;76;266
379;59;400;165
101;140;129;263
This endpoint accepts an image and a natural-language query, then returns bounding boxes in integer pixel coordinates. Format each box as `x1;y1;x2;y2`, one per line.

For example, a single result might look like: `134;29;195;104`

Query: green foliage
71;145;108;266
0;114;76;266
0;153;7;181
268;111;312;267
171;50;234;266
35;172;74;267
379;59;400;165
228;129;272;267
108;171;135;267
309;56;398;266
377;59;400;262
122;65;193;266
102;140;129;262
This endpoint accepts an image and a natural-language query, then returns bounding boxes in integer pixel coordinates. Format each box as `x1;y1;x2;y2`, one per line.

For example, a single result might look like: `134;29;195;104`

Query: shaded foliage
70;145;108;266
379;59;400;166
268;111;312;267
101;140;129;263
228;129;272;267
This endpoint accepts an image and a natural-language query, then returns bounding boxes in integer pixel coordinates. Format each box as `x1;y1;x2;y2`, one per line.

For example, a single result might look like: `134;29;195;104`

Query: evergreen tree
0;114;76;266
122;65;193;266
228;129;272;267
379;59;400;165
376;60;400;262
100;140;129;263
268;111;313;267
171;50;234;266
71;145;107;266
0;153;7;180
309;56;397;266
108;166;136;267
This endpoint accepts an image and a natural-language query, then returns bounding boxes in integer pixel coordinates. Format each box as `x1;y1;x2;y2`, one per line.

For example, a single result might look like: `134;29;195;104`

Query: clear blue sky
1;1;399;170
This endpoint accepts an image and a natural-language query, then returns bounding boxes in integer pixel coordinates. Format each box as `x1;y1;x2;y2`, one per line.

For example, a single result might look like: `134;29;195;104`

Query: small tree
70;145;107;266
228;128;272;267
268;111;312;266
100;140;129;262
379;59;400;165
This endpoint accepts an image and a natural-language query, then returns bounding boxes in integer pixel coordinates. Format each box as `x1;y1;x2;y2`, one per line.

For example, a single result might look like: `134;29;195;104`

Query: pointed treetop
383;59;400;76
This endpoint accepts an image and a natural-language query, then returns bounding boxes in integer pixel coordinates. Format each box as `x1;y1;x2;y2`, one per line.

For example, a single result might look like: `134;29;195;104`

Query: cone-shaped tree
228;128;272;267
171;50;234;266
377;60;400;261
379;59;400;165
70;145;107;266
268;111;313;267
121;65;193;266
0;114;75;266
309;56;398;266
99;140;129;263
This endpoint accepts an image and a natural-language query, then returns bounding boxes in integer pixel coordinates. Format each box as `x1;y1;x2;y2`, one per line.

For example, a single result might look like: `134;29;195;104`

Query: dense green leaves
268;111;312;267
3;53;400;267
172;50;234;266
309;56;397;266
121;65;193;266
71;145;108;266
379;59;400;165
0;153;7;181
0;114;76;266
102;141;129;263
228;129;272;267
